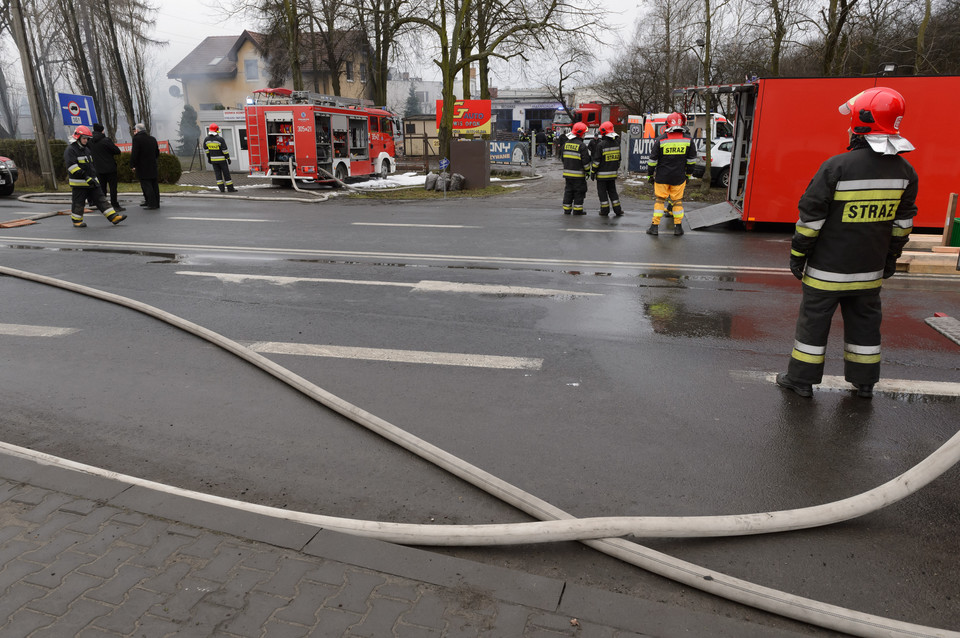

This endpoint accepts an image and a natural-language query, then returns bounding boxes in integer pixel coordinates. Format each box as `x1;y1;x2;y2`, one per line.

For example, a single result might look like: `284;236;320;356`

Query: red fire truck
553;102;630;136
679;76;960;229
244;88;399;185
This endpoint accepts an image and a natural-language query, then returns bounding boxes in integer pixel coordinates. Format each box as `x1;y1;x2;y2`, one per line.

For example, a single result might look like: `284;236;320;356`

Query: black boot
674;224;684;236
776;373;813;398
646;223;659;236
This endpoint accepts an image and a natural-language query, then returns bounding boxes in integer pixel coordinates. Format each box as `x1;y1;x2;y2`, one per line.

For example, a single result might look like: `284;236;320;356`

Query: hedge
0;138;182;184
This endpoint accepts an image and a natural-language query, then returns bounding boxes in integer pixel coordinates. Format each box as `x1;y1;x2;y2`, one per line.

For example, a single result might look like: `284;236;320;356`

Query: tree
176;104;202;156
403;82;421;116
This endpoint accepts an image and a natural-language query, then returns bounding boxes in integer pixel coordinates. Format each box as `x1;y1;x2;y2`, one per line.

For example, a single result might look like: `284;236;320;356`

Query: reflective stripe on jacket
204;134;230;162
592;134;621;180
791;141;919;294
63;141;97;188
561;135;591;179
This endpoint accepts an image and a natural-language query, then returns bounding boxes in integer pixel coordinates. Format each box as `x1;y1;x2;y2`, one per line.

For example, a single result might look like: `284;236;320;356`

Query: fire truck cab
245;88;398;185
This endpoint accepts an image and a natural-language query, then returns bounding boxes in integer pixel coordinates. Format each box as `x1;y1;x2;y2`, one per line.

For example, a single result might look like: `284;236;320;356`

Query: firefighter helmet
209;123;220;133
666;112;685;132
72;125;92;140
572;122;588;137
599;121;614;136
839;87;905;135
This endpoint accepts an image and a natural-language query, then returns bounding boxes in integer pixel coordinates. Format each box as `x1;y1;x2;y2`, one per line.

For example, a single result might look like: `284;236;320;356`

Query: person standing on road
64;125;127;228
88;123;124;212
203;123;237;193
130;123;160;210
592;121;624;217
776;87;918;400
535;129;547;159
561;122;591;215
646;112;697;236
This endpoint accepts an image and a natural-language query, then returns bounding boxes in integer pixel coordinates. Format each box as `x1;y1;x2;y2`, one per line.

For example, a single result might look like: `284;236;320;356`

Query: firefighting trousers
562;177;587;214
71;187;116;221
596;178;622;215
212;161;233;190
786;288;883;386
653;182;687;223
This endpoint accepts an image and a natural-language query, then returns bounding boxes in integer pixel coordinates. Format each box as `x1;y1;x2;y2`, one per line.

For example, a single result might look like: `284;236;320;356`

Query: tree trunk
103;0;137;129
915;0;931;74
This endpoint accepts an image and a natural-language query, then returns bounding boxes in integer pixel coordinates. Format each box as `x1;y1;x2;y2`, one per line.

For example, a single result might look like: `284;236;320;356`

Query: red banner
436;100;492;131
117;140;173;154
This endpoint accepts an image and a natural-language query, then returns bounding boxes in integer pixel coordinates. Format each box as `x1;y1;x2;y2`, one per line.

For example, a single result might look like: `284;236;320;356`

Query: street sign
439;158;450;170
57;93;98;127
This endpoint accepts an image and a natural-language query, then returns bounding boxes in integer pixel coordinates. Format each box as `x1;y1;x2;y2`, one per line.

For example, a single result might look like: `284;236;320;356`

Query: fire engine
677;76;960;229
553;102;630;136
244;88;399;185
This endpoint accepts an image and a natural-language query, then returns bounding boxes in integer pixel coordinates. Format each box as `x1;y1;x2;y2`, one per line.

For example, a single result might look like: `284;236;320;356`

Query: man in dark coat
88;123;123;211
130;122;160;209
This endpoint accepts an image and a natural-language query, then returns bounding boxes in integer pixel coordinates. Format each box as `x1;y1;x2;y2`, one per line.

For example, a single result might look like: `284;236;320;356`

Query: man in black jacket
646;112;697;236
130;122;160;209
592;121;623;216
203;123;237;193
561;122;591;215
88;123;123;211
63;125;126;228
776;87;918;400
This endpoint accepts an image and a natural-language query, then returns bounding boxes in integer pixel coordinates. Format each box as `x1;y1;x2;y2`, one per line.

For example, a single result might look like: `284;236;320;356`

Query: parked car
0;156;19;196
696;138;732;188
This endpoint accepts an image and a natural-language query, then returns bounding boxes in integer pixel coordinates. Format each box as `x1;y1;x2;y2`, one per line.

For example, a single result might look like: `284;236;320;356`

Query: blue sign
439;158;450;170
488;141;529;166
58;93;98;127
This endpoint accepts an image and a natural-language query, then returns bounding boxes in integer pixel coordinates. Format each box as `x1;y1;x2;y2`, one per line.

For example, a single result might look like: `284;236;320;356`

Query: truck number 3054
297;126;312;133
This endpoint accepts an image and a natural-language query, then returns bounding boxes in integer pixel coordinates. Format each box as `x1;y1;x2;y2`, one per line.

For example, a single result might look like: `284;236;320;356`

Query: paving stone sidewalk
0;454;815;638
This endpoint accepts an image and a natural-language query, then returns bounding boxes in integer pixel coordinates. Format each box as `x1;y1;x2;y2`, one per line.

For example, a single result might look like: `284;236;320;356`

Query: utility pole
10;0;58;190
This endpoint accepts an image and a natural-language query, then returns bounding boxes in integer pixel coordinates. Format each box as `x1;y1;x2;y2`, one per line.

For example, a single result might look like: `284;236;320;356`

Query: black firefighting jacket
647;131;697;185
592;133;621;180
561;134;591;179
64;141;99;189
203;134;230;163
791;138;918;294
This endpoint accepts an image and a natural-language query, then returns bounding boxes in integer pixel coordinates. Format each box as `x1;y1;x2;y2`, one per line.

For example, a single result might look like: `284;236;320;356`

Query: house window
245;59;258;81
405;123;416;135
360;63;366;83
346;61;354;82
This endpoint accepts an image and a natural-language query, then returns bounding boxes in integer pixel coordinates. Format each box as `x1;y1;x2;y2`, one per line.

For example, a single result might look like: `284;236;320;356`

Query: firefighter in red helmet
646;112;697;236
204;123;237;193
592;121;624;216
63;125;126;228
561;122;591;215
776;87;918;399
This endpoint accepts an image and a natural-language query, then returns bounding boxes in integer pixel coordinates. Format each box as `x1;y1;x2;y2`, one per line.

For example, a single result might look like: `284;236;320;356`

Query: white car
698;138;732;188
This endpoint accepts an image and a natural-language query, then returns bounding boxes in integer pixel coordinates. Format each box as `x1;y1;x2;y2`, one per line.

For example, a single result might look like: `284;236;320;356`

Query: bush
117;152;182;184
0;138;69;181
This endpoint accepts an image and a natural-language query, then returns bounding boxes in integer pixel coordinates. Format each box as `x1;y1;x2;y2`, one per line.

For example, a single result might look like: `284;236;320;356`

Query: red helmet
72;125;92;140
665;112;685;131
599;121;614;136
209;123;219;132
572;122;588;137
839;87;905;135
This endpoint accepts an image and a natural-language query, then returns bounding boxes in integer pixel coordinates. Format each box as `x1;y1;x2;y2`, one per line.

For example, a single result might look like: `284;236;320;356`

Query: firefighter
592;121;623;216
776;87;918;400
647;112;696;235
561;122;591;215
63;125;126;228
203;123;237;193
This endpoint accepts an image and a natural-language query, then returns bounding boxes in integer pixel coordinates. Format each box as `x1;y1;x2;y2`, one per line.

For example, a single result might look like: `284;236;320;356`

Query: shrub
117;152;182;184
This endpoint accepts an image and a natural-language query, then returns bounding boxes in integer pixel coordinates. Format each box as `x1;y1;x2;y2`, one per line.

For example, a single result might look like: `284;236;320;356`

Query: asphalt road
1;176;958;637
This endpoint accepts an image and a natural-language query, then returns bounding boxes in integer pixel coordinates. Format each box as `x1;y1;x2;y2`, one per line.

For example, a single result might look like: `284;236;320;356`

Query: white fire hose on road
1;264;957;638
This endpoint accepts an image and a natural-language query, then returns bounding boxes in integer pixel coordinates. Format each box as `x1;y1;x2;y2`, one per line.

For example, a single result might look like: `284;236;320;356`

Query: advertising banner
489;141;530;165
436;100;492;134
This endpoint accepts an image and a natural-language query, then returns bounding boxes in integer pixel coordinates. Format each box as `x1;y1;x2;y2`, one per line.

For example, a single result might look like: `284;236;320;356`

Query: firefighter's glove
85;177;97;188
590;170;596;181
227;159;232;165
883;254;898;279
647;174;655;184
789;255;806;281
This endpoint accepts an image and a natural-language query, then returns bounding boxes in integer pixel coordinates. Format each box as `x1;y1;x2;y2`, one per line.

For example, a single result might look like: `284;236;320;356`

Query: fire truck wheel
380;160;390;180
335;164;348;184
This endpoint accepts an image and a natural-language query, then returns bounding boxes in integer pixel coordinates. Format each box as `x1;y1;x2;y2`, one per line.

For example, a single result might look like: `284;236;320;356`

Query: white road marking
353;223;481;229
564;229;651;234
3;236;955;280
736;370;960;398
245;341;542;370
0;323;79;337
167;217;278;222
177;271;601;297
